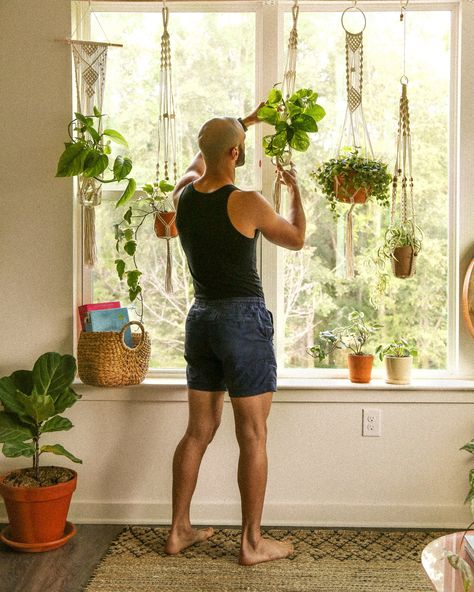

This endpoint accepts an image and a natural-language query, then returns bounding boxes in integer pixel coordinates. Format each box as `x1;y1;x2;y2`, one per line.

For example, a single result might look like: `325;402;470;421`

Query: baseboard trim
1;500;468;529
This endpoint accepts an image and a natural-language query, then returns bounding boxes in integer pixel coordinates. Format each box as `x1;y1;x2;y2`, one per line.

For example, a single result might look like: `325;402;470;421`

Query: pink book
78;301;121;331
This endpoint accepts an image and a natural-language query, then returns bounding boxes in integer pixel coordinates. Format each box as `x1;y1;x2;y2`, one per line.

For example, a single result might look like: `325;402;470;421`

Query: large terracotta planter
384;355;412;385
333;174;369;204
154;211;178;239
0;468;77;550
347;353;374;384
391;246;415;278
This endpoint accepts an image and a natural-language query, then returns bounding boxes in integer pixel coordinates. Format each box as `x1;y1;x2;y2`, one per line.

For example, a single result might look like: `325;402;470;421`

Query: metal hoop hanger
341;5;367;35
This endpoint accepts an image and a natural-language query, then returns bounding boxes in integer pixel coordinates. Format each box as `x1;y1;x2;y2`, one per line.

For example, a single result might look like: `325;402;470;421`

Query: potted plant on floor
312;148;392;220
375;338;418;385
0;352;82;552
308;310;383;383
377;220;423;279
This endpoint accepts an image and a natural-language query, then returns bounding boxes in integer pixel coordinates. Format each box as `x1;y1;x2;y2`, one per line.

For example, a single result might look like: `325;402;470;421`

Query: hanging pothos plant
55;108;136;206
114;179;175;318
257;87;326;159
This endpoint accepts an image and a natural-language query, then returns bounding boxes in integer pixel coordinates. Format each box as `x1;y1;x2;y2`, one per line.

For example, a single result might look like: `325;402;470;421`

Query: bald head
198;117;245;165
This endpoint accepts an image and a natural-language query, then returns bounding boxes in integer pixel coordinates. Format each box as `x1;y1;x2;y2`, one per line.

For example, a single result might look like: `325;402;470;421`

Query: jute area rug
84;526;447;592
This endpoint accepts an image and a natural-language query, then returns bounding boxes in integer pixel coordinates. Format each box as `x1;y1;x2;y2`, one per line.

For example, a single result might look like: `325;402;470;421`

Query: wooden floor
0;524;125;592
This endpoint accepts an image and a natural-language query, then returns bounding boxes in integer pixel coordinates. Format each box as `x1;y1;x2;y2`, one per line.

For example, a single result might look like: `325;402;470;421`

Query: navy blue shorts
184;297;277;397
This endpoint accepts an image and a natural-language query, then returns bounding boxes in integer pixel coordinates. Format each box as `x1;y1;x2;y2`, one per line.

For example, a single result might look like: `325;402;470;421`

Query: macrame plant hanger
390;0;417;277
272;0;300;214
58;2;122;267
337;1;373;279
154;0;179;293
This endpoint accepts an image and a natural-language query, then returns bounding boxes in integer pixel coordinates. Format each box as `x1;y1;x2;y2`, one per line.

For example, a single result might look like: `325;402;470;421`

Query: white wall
0;0;472;529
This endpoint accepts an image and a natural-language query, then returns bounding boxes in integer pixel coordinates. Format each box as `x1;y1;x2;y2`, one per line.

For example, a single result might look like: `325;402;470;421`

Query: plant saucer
0;521;76;553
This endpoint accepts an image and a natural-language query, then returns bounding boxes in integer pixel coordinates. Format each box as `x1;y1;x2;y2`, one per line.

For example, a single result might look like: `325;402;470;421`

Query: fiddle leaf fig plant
0;353;82;482
257;87;326;159
56;107;136;207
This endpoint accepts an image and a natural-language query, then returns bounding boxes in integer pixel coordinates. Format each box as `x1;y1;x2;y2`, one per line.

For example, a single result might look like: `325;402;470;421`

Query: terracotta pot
333;174;369;204
154;211;178;239
347;353;374;384
384;355;412;385
0;468;77;547
391;246;415;278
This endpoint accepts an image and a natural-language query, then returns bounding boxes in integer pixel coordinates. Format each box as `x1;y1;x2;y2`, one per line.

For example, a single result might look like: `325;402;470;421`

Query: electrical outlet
362;408;382;437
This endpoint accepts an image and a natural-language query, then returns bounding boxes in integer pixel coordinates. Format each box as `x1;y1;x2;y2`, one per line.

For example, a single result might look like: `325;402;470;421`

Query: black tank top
176;183;264;299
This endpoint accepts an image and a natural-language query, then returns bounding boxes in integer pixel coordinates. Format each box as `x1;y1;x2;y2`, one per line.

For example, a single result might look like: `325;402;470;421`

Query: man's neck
196;161;235;190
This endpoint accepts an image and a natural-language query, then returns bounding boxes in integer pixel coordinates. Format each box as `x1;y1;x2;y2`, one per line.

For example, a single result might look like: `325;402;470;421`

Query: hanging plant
114;179;175;320
377;220;423;279
258;87;326;161
312;149;391;220
56;108;136;207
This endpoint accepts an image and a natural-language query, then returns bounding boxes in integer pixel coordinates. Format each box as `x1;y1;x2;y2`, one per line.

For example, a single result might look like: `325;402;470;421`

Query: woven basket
77;321;151;387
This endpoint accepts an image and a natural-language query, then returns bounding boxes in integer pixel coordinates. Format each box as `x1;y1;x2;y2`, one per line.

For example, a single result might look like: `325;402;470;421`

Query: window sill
74;377;474;403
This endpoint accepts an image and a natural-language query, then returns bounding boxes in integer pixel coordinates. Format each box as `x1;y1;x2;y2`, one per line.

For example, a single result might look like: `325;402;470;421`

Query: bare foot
239;537;294;566
164;526;215;555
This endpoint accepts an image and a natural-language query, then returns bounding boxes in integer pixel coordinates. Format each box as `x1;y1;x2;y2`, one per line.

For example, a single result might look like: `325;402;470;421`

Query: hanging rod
56;38;123;48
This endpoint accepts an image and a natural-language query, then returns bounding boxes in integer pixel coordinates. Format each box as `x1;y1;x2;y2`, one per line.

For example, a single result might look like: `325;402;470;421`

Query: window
79;2;461;376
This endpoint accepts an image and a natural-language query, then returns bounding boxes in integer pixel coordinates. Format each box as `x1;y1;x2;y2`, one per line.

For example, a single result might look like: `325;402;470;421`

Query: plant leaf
83;150;108;178
9;370;33;396
3;440;35;458
113;156;133;182
103;128;128;147
41;416;73;434
93;106;102;117
32;353;77;397
52;387;81;415
115;259;126;280
129;285;142;302
40;444;82;464
126;269;142;288
123;208;133;224
20;392;56;423
116;178;137;208
305;104;326;122
0;377;31;420
56;142;88;177
124;240;137;256
0;412;33;443
267;88;282;105
461;440;474;454
292;113;318;133
257;105;279;125
159;180;175;193
289;129;310;152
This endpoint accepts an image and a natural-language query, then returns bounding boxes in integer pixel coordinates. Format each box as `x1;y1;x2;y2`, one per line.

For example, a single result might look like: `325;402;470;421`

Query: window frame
74;0;474;381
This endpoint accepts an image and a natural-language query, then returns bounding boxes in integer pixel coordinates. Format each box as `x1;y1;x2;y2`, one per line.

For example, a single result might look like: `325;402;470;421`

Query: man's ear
230;146;239;161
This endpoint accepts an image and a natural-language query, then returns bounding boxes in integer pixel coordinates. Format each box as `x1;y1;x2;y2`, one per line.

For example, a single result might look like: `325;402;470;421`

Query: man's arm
252;165;306;251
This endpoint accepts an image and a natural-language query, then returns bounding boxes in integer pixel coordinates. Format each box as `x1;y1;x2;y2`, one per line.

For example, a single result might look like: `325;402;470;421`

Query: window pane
91;11;256;368
282;11;450;370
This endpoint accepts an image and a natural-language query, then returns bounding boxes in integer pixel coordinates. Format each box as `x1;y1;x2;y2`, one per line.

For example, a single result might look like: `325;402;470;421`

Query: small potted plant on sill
308;310;383;384
0;352;82;553
377;220;423;279
312;148;392;220
375;338;418;385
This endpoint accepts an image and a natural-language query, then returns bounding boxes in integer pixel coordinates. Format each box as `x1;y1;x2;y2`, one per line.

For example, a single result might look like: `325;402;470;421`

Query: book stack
78;301;133;347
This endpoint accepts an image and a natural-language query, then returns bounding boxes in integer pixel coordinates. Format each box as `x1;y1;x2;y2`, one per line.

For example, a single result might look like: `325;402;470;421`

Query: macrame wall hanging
388;0;422;278
154;0;179;293
336;2;373;279
58;5;122;267
272;0;300;213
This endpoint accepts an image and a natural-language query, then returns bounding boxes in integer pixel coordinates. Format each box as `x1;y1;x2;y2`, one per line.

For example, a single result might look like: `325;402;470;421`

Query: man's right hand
277;163;299;191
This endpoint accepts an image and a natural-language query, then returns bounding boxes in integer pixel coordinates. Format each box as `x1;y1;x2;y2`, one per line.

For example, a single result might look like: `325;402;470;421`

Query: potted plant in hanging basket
377;220;423;278
0;352;82;552
312;149;392;219
375;338;418;385
308;310;383;383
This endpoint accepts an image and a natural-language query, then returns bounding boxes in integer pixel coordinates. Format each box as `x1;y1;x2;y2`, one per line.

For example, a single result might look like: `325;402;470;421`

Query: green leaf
113;156;133;182
123;228;134;241
159;180;175;193
124;240;137;256
289;129;310;152
461;440;474;454
86;126;100;144
116;178;137;208
75;113;88;124
21;392;56;423
123;208;133;224
115;259;126;280
126;269;142;288
9;370;33;395
292;113;318;133
142;184;154;196
305;104;326;122
129;285;142;302
287;102;302;118
40;444;82;464
267;88;282;105
103;143;111;155
0;377;31;420
52;387;81;415
103;128;128;147
32;353;76;397
83;150;108;178
3;440;35;458
257;105;279;125
93;106;102;117
41;416;73;434
56;142;88;177
0;412;33;443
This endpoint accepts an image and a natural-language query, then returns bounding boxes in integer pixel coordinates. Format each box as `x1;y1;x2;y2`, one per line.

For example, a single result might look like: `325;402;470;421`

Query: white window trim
75;1;474;384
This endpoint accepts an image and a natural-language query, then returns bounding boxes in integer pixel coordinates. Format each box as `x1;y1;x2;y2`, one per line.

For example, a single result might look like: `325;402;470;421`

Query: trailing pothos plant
55;107;136;207
257;87;326;160
114;179;175;319
0;352;82;482
312;148;392;220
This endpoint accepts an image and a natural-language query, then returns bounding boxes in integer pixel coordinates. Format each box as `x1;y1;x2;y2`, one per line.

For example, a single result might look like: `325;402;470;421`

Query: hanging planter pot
391;245;415;278
347;353;374;384
333;173;369;204
154;210;178;239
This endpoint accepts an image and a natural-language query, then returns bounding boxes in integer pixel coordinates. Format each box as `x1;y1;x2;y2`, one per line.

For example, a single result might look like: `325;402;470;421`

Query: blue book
84;307;133;347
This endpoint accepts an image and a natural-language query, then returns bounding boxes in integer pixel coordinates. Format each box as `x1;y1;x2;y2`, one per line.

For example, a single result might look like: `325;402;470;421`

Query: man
164;105;305;566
